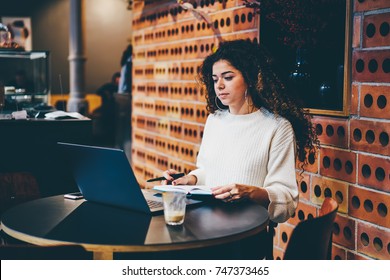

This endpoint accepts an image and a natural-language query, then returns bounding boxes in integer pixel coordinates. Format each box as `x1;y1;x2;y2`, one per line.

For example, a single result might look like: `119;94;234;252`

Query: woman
163;39;317;224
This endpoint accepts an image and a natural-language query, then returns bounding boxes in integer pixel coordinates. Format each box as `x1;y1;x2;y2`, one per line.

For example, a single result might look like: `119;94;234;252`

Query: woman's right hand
161;169;197;186
161;169;181;185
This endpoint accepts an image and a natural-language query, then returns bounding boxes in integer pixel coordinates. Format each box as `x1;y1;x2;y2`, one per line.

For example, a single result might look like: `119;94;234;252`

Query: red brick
276;223;294;251
357;221;390;259
355;0;390;12
311;176;349;214
296;172;310;201
133;99;143;114
359;85;390;119
164;26;181;43
134;132;145;147
197;38;218;58
167;62;181;80
211;10;233;34
296;147;319;174
350;118;390;156
168;158;185;174
155;136;168;154
181;41;199;59
133;65;145;79
133;82;145;96
145;64;155;79
312;116;348;148
194;16;214;37
157;119;169;136
195;104;208;123
180;102;196;122
146;82;158;97
352;50;390;83
134;147;146;163
145;151;157;166
183;123;201;144
353;15;362;48
350;83;359;115
181;61;201;81
133;162;145;184
198;86;207;102
346;251;372;260
169;82;183;100
156;154;169;171
273;247;285;260
167;101;181;119
358;153;390;192
135;115;146;129
144;134;155;149
232;8;258;32
349;185;390;228
287;201;317;226
320;147;357;183
169;121;183;139
333;214;356;249
332;245;347;260
179;142;198;162
143;99;155;115
183;83;200;101
180;19;197;40
145;116;159;133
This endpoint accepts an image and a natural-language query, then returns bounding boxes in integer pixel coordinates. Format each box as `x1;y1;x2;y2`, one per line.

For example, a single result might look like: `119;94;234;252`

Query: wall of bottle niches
131;0;259;186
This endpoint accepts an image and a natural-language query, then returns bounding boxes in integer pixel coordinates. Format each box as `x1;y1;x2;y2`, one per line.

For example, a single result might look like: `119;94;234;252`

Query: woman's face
212;59;248;114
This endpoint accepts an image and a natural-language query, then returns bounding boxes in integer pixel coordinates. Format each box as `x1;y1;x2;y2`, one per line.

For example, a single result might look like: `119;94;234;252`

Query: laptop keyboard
147;200;163;209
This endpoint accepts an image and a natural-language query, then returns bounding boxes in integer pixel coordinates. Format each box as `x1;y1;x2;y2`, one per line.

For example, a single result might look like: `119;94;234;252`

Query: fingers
172;176;188;186
162;169;179;181
212;185;235;201
162;169;183;185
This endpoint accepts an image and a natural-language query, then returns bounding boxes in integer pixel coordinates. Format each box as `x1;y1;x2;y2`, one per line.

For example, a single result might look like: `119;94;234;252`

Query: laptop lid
58;142;158;214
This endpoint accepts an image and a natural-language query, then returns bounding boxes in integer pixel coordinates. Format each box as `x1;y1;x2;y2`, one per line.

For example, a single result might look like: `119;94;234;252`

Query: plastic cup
162;191;187;226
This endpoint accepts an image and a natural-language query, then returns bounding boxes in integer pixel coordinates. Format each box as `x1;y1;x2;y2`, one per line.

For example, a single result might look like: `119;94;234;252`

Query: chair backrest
0;244;92;260
283;198;338;260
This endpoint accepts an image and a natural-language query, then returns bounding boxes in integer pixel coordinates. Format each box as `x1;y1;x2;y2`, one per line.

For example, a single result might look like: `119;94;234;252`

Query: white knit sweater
189;108;299;223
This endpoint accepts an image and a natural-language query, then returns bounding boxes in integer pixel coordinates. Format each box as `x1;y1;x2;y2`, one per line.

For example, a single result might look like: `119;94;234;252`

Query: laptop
58;142;202;215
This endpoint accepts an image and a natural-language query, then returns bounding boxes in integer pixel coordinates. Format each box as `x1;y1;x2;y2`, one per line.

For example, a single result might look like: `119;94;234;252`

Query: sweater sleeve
188;144;206;185
263;120;299;223
188;115;212;185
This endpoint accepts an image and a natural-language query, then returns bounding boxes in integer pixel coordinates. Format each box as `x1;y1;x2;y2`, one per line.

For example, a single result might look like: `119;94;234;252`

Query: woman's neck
229;99;256;115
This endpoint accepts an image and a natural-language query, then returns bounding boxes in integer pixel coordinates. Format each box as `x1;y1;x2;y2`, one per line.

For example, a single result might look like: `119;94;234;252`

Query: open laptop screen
58;142;152;214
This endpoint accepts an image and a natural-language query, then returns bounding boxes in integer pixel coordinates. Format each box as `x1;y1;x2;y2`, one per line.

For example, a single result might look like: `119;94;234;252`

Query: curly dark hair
198;39;318;166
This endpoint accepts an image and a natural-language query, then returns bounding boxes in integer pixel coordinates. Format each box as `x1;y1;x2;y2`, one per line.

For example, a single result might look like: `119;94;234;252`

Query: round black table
1;195;269;259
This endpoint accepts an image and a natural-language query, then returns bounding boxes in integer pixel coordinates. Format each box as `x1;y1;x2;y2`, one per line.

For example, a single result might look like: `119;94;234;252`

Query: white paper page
153;185;212;195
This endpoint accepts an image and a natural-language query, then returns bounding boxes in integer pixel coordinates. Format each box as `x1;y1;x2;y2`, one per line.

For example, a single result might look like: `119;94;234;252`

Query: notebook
58;142;202;214
153;185;212;196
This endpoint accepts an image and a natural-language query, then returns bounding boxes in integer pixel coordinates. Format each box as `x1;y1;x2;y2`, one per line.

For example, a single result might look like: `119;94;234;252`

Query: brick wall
131;0;390;260
131;0;259;185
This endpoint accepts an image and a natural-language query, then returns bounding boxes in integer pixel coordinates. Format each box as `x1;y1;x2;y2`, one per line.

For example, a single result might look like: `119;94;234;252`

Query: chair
265;221;277;260
0;244;93;260
283;197;339;260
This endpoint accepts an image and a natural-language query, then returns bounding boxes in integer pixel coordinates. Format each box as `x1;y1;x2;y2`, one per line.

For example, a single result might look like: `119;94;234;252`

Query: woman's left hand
211;184;254;203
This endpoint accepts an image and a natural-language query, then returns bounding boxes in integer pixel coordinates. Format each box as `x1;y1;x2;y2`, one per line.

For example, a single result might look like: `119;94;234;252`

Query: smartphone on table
64;192;84;200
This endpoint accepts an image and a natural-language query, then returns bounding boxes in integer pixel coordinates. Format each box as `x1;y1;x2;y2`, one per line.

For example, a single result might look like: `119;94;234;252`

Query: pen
146;173;185;182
